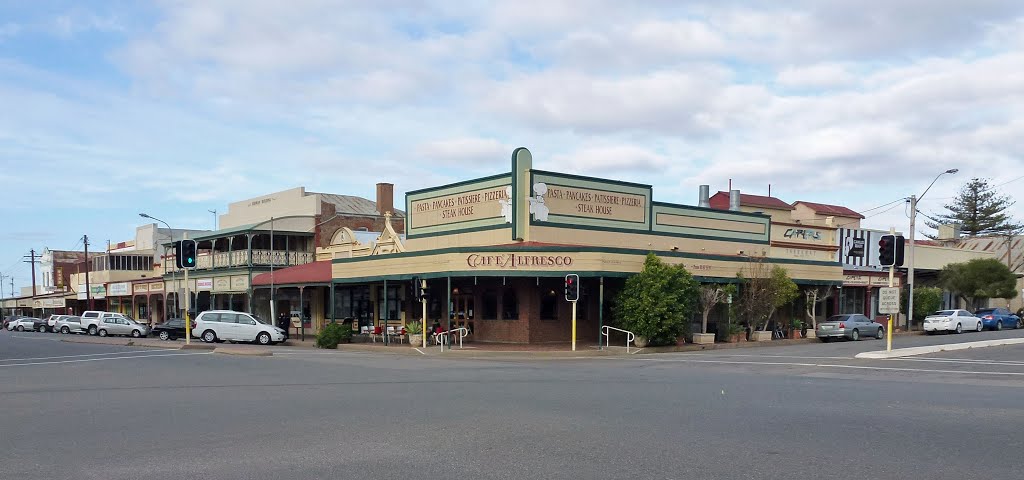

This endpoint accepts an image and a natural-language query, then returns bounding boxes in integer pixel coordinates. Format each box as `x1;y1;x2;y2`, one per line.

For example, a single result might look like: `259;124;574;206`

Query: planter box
751;330;773;342
692;333;715;345
804;329;816;339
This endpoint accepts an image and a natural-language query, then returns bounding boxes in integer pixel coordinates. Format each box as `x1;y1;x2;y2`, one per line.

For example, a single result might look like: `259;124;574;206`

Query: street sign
879;287;900;314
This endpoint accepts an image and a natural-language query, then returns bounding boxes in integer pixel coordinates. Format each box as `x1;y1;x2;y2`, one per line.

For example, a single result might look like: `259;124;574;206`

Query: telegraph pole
84;235;94;310
23;249;39;297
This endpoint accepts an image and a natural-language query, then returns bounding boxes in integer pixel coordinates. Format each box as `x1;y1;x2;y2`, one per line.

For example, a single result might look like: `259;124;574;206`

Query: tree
905;286;943;321
736;256;800;331
698;285;726;334
939;258;1018;310
803;285;835;329
926;177;1022;236
613;253;699;346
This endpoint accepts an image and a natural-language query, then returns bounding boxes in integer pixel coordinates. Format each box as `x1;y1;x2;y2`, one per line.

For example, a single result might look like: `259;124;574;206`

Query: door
236;314;259;341
217;313;241;341
451;295;475;330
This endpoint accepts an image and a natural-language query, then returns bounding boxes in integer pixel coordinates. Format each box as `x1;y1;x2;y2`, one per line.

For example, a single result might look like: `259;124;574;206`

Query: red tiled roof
792;201;865;219
252;260;331;286
708;191;794;211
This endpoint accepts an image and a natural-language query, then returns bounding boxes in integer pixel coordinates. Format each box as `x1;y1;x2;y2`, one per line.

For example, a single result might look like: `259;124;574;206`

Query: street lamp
906;168;958;331
139;213;179;320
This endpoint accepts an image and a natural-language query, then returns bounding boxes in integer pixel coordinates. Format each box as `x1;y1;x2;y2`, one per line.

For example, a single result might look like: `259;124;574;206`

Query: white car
923;309;983;334
8;318;39;331
55;316;85;334
191;310;286;345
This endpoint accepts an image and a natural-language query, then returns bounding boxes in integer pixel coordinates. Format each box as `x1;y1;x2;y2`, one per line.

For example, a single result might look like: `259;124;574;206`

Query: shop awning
252;261;332;286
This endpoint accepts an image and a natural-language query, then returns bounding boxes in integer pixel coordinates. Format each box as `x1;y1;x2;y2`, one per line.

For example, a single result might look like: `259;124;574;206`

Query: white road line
0;349;181;363
661;353;854;360
606;357;1024;376
0;352;212;368
885;357;1024;366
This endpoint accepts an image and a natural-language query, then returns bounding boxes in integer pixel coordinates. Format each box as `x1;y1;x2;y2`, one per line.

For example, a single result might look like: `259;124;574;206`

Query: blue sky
2;0;1024;294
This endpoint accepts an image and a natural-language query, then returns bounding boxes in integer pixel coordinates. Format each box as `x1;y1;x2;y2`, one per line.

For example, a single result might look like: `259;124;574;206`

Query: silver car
96;317;150;338
817;314;884;342
55;316;85;334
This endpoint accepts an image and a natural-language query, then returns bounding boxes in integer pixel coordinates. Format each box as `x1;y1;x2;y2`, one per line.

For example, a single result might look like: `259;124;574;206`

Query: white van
80;311;132;336
191;310;286;345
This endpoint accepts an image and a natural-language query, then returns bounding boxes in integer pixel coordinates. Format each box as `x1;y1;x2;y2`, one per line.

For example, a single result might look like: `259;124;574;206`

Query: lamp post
906;168;958;331
139;213;179;320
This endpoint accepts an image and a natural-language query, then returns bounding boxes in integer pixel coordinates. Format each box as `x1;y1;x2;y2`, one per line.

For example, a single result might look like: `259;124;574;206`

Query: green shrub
316;321;352;349
613;253;699;346
404;320;423;335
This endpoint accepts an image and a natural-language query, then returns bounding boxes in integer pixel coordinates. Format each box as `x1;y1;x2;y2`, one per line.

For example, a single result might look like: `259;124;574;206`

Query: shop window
540;289;558;321
482;291;498;319
502;289;519;320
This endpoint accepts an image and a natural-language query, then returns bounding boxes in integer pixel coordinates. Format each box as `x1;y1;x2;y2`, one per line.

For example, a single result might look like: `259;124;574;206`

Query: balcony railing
166;250;315;272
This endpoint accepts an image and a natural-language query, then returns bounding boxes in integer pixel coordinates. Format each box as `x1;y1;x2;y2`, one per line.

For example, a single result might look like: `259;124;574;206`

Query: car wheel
131;330;141;338
98;329;108;337
61;326;70;334
16;325;24;332
851;329;860;341
202;330;217;343
955;323;962;334
996;321;1003;331
88;326;97;335
257;332;271;345
158;331;170;341
38;325;47;333
876;328;885;339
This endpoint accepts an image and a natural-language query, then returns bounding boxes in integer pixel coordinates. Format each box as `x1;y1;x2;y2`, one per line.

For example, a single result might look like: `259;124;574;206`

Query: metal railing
436;327;470;350
601;325;636;353
166;250;316;271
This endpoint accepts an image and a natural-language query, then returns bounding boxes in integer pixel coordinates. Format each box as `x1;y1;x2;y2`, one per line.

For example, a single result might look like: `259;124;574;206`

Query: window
482;291;498;319
502;289;519;320
238;315;256;325
204;313;221;323
540;289;558;321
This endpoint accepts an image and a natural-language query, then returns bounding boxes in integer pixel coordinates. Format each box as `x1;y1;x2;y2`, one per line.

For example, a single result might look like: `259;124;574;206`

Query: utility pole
84;235;94;310
23;249;40;298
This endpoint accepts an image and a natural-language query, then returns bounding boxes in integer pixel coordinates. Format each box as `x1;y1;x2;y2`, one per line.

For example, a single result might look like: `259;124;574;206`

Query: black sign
845;237;865;258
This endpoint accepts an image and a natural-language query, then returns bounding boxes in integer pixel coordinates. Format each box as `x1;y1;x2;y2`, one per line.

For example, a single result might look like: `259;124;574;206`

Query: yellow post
571;300;577;351
421;280;427;349
886;226;895;352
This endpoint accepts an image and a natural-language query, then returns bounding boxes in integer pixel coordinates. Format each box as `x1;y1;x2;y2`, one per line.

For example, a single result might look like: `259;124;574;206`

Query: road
2;329;1023;480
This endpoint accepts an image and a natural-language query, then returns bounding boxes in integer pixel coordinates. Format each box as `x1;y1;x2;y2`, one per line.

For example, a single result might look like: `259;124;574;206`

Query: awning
252;261;332;286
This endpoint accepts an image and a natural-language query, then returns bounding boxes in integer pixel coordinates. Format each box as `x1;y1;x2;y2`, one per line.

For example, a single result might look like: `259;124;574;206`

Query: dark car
975;307;1022;331
152;318;187;341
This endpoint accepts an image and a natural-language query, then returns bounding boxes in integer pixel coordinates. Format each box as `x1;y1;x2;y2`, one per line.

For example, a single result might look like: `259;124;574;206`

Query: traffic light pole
887;227;895;352
183;233;191;346
571;299;577;352
420;279;427;349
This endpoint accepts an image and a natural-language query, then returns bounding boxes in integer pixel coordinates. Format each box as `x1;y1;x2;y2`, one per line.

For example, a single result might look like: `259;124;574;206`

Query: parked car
96;317;150;338
152;318;186;341
191;310;286;345
80;311;132;335
8;317;42;332
974;307;1022;331
45;315;66;333
55;316;84;334
924;309;983;334
816;314;884;341
3;315;24;330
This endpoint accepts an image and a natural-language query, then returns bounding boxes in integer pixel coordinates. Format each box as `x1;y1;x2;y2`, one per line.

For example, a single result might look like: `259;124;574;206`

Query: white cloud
775;63;855;89
414;138;510;167
550;145;671;174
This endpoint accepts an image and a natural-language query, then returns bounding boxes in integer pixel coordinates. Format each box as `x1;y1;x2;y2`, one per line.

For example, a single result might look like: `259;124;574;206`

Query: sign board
878;287;900;314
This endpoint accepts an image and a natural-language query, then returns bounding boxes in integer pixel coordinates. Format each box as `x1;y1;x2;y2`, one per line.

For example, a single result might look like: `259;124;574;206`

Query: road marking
886;357;1024;366
0;352;212;368
660;353;854;360
0;349;181;363
413;348;426;355
606;357;1024;376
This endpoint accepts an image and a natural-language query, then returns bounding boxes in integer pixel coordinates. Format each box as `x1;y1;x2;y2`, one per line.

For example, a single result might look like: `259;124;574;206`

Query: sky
2;0;1024;295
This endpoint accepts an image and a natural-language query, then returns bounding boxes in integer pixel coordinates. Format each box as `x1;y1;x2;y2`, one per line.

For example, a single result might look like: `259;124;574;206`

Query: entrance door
451;295;475;331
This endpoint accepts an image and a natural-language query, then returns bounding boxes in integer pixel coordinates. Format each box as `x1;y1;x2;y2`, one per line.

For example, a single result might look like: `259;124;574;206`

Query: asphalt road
2;329;1023;480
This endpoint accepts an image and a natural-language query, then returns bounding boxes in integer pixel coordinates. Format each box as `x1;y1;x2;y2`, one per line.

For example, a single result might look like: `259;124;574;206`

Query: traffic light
176;239;197;269
564;274;580;302
878;235;906;267
412;277;423;301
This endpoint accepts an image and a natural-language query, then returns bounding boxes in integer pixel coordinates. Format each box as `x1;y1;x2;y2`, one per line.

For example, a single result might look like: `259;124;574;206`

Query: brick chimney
375;183;394;216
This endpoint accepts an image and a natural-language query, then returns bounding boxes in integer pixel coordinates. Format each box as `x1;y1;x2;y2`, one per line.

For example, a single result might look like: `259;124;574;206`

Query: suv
80;311;132;336
45;315;66;333
192;310;286;345
55;316;84;334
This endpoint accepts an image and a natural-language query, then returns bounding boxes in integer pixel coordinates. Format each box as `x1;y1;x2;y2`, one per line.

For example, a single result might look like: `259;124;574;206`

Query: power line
856;197;907;214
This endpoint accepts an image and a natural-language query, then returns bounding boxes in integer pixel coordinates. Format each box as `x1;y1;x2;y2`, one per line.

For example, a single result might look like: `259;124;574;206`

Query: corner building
327;148;843;344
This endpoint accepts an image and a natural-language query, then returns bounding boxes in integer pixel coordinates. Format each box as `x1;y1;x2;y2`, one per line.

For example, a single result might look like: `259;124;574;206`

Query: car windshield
825;315;849;323
933;310;956;316
251;316;269;325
